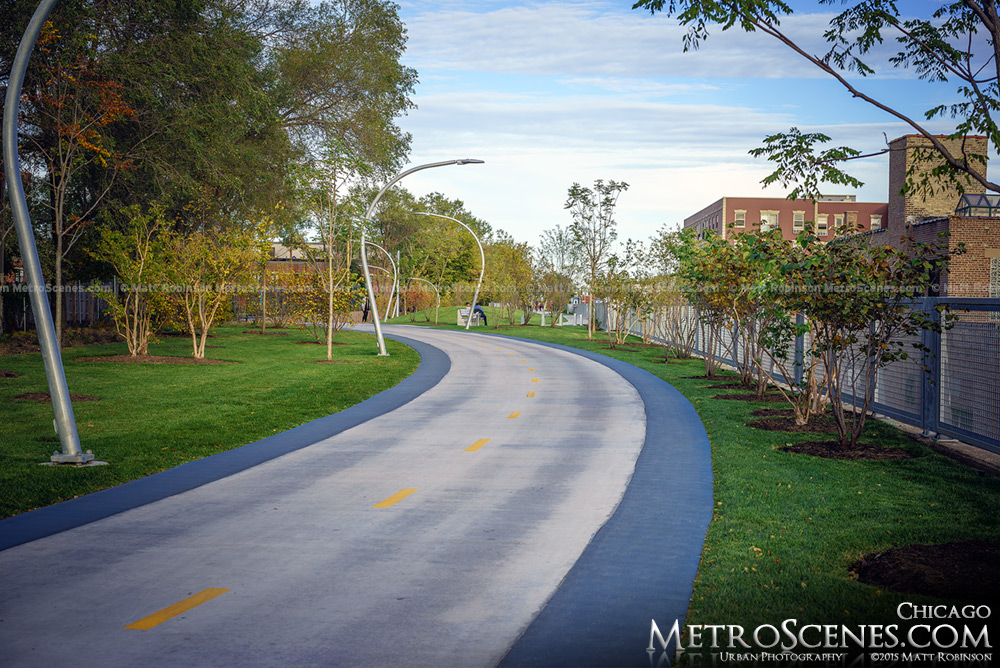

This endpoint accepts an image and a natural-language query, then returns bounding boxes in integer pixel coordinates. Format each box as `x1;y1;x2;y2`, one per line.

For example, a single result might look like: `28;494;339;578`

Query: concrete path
0;326;713;668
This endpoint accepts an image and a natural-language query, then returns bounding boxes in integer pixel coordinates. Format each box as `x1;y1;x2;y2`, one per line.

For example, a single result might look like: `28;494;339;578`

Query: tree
20;21;137;343
485;232;535;327
633;1;999;199
163;225;270;359
566;179;629;340
593;240;649;347
90;206;169;356
780;227;957;448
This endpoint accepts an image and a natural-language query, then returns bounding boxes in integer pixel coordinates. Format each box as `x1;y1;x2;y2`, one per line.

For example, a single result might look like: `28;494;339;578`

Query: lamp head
455;159;485;165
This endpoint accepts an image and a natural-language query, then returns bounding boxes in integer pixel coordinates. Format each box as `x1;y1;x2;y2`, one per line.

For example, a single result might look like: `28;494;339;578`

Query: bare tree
566;180;629;340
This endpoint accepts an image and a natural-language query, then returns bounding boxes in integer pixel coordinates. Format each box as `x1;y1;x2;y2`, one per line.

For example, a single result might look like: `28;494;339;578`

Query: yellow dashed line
526;392;536;398
465;438;491;452
531;378;540;383
373;488;418;508
528;368;535;371
520;359;527;362
123;588;230;630
507;411;522;419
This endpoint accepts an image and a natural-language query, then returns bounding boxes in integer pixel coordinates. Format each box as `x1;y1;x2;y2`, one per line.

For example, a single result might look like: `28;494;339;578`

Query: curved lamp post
407;277;440;324
362;159;484;355
352;239;397;321
414;212;485;331
4;0;95;464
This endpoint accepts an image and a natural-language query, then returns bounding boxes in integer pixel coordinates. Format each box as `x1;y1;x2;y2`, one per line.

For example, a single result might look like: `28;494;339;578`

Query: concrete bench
457;308;483;326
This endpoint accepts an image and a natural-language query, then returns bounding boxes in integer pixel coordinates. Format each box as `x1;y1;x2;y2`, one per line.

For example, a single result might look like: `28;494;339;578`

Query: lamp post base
46;449;104;466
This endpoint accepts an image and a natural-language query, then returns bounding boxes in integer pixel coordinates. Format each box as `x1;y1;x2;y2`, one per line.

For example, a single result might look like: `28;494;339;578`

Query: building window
834;213;845;234
817;214;828;236
759;211;779;232
870;214;882;230
734;210;745;228
793;211;805;232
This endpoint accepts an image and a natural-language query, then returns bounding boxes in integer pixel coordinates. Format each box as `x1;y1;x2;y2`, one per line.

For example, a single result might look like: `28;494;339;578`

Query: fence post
794;312;804;386
920;297;942;438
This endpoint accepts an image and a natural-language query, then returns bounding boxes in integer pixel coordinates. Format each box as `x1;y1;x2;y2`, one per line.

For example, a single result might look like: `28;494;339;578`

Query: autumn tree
633;0;1000;199
566;179;629;340
19;22;136;342
163;225;270;359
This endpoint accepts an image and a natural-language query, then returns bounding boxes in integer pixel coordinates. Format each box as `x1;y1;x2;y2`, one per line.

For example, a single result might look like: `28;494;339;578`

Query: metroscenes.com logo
649;603;992;666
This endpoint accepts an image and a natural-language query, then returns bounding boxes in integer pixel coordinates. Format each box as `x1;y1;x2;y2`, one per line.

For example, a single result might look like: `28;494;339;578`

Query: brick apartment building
683;194;887;242
683;134;999;297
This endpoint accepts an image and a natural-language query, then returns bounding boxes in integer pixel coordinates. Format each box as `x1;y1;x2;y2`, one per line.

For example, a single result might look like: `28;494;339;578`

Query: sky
391;0;985;246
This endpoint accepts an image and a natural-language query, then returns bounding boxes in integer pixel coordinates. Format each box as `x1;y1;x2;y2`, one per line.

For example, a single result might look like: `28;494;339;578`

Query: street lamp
353;239;397;321
407;277;441;324
362;159;484;355
3;0;96;464
413;212;485;331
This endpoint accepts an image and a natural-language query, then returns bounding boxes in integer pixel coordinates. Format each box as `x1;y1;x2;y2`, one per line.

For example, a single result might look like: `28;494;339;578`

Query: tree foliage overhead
1;0;416;314
633;0;1000;199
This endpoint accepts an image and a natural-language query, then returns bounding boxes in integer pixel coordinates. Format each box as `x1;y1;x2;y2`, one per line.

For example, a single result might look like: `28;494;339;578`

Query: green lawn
0;324;418;518
392;309;1000;648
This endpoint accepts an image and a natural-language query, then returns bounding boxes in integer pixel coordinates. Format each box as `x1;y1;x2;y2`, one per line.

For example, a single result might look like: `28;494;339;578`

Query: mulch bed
852;540;1000;603
13;392;100;402
708;382;759;390
0;370;20;378
713;393;786;402
747;416;839;433
779;440;915;460
75;355;233;364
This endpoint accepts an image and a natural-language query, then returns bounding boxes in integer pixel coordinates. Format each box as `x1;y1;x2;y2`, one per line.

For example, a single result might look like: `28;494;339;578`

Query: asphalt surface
0;326;712;668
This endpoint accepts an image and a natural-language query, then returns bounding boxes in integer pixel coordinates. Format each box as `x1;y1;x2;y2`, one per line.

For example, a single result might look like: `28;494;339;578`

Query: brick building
683;194;887;243
883;134;999;297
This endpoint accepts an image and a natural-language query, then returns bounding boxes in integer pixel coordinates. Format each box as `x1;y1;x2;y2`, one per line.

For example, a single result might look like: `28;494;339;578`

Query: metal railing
597;298;1000;455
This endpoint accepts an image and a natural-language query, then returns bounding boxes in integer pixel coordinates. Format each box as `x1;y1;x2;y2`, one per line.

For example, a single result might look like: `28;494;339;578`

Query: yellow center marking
495;347;502;350
123;588;230;630
465;438;491;452
526;392;536;398
531;378;540;383
508;352;516;355
528;368;536;371
520;359;527;362
507;411;522;419
373;488;418;508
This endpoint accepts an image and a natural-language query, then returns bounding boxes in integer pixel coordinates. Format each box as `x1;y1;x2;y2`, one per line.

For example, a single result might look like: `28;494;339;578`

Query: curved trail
0;326;706;667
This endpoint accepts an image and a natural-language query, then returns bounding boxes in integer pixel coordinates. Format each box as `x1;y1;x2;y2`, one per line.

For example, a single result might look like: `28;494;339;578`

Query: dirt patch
75;355;233;364
852;540;1000;603
747;417;838;433
242;331;288;336
602;346;639;352
0;370;20;378
708;382;760;390
2;328;119;354
713;393;786;403
779;440;915;460
13;392;100;402
310;360;353;364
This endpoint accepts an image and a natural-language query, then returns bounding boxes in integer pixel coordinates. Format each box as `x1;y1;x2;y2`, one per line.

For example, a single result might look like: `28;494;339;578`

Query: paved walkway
0;326;712;667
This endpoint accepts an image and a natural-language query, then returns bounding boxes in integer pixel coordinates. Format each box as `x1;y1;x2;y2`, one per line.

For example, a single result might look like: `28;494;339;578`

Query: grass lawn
391;309;1000;652
0;324;418;518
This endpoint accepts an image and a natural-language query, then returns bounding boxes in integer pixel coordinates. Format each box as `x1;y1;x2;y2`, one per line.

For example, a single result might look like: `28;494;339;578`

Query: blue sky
392;0;980;246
